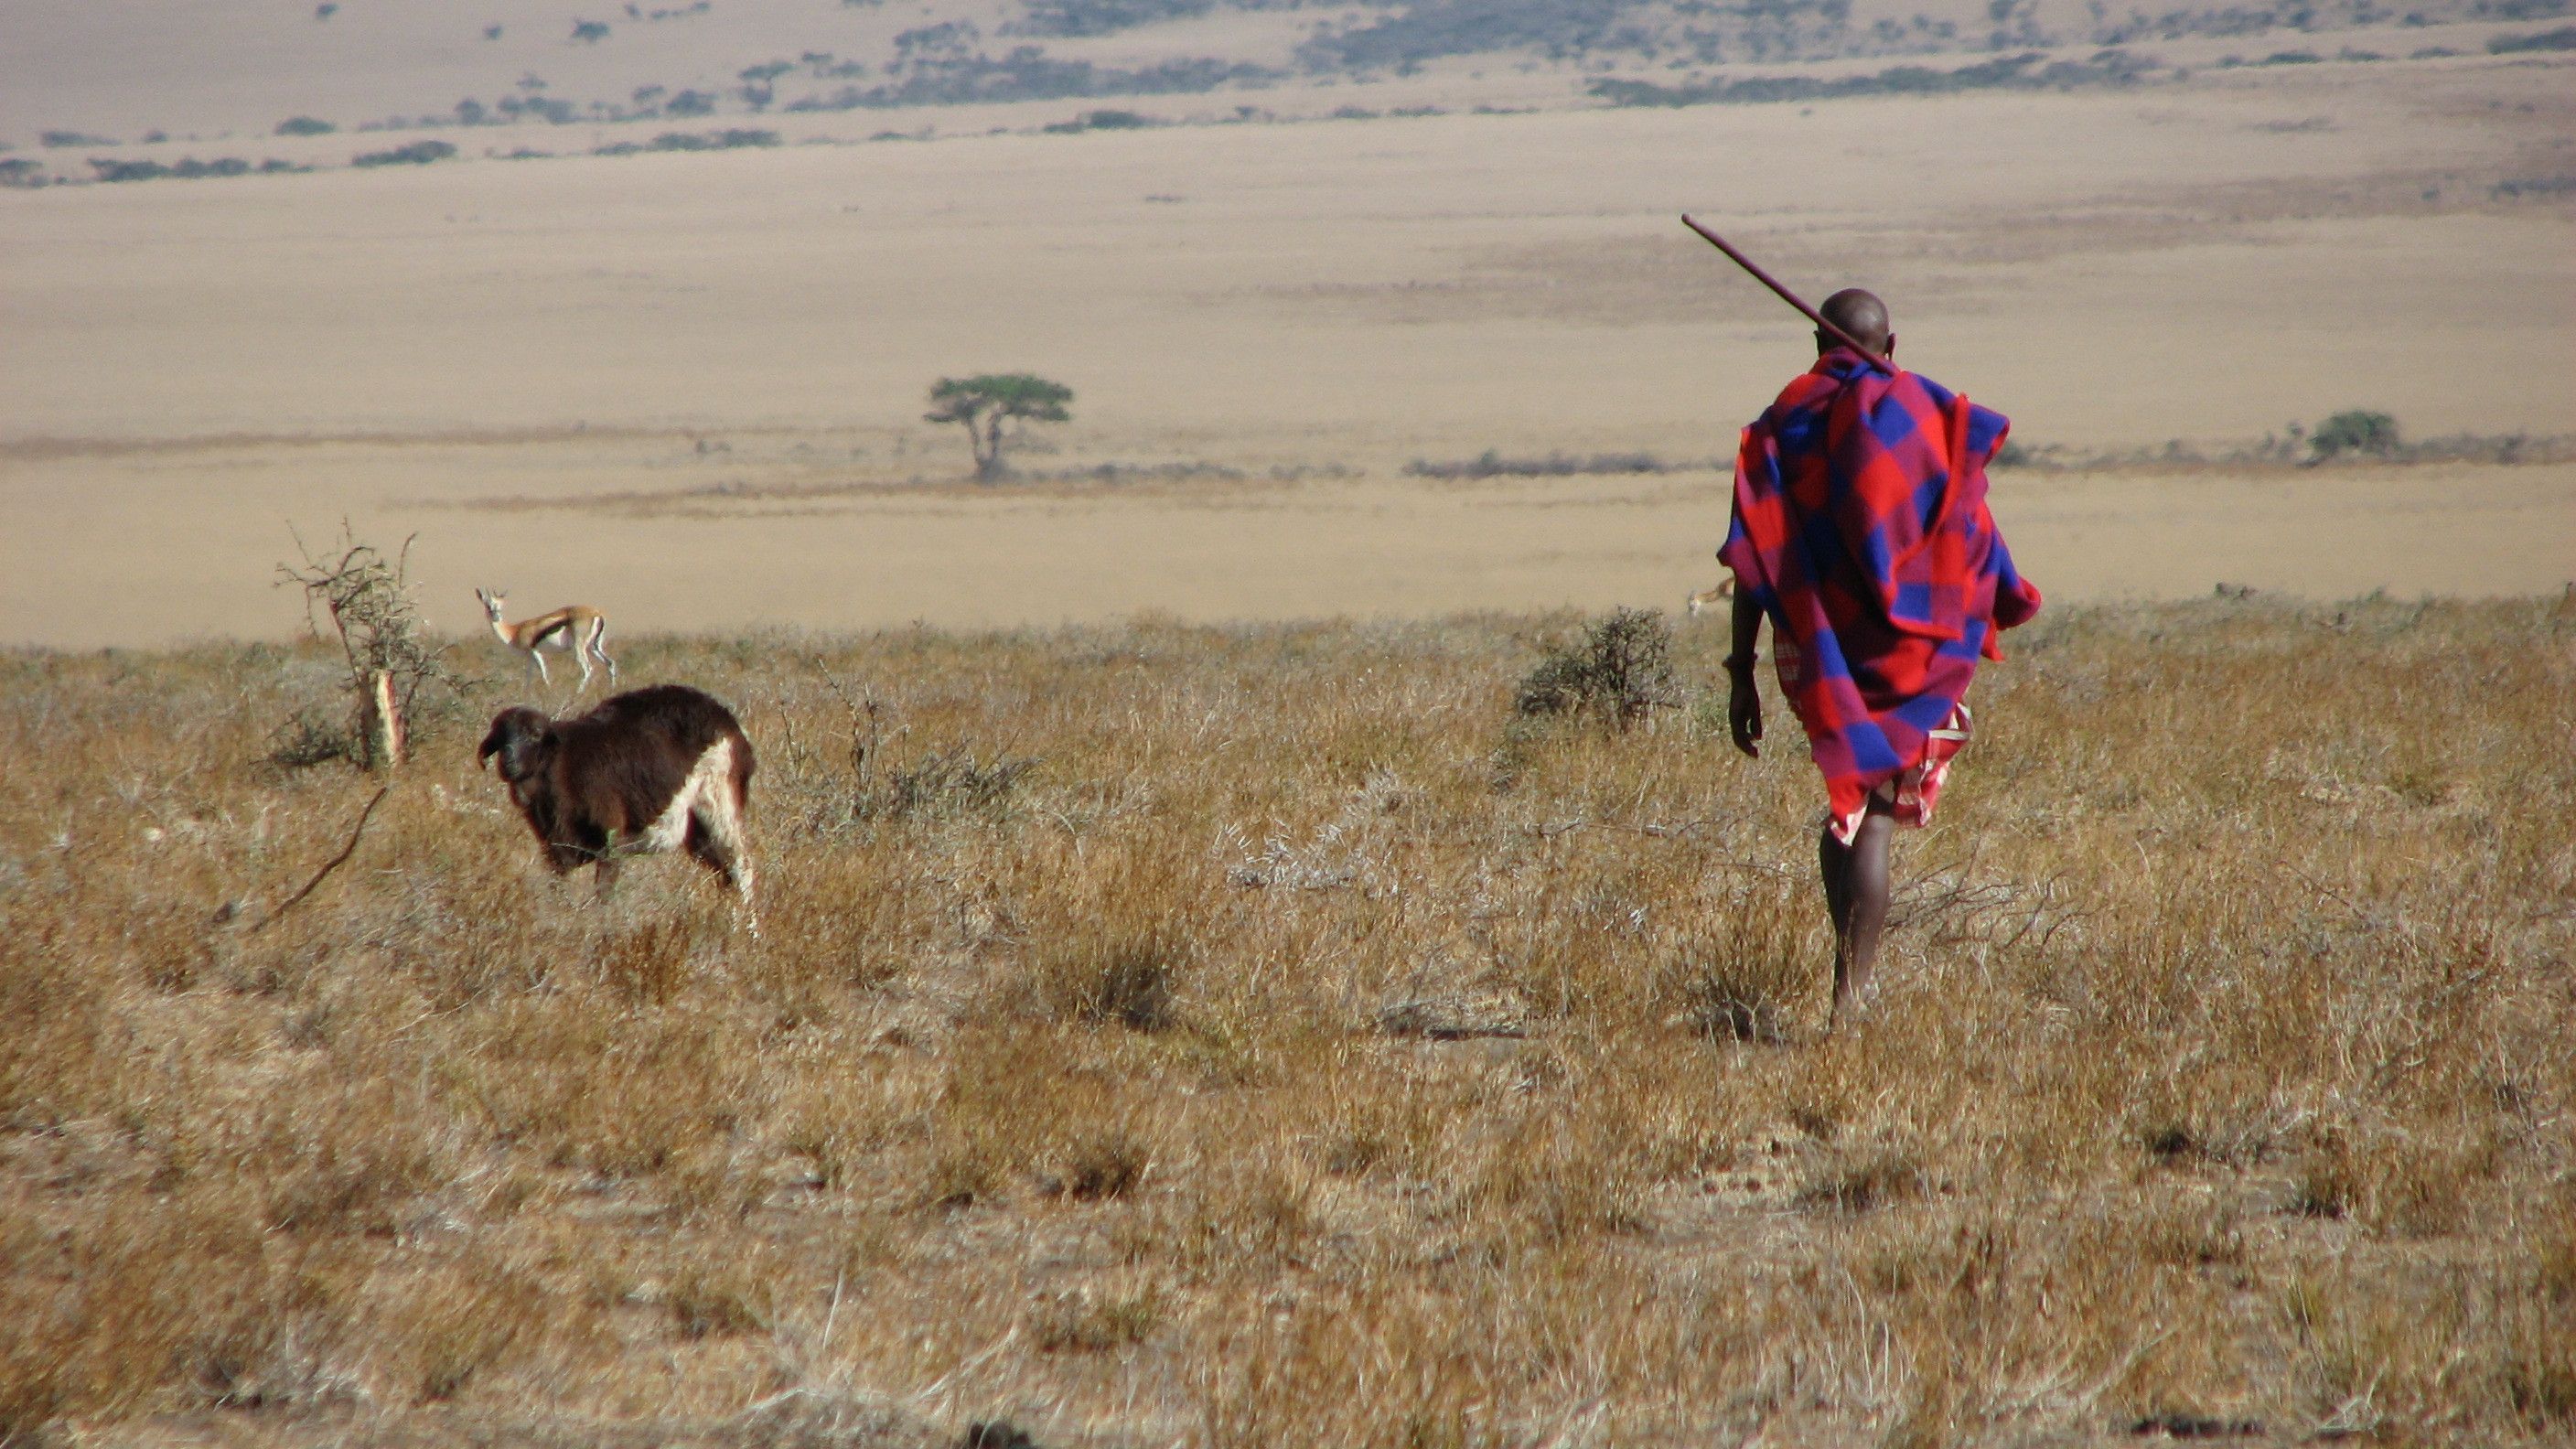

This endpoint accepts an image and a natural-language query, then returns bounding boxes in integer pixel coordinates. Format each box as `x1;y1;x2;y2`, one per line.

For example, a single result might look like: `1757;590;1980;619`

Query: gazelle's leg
592;621;617;683
573;639;594;693
531;649;551;688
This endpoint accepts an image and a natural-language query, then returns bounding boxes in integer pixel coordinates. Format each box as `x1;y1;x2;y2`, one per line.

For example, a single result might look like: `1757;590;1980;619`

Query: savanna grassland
5;3;2574;1444
4;596;2570;1446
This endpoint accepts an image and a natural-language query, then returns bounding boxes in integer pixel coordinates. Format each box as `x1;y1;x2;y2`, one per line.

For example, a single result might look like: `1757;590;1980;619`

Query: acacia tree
925;373;1073;481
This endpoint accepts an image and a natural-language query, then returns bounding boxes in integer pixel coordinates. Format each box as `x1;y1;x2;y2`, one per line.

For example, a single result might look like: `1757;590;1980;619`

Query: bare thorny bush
1514;606;1680;729
0;599;2570;1446
273;523;458;771
773;656;1042;834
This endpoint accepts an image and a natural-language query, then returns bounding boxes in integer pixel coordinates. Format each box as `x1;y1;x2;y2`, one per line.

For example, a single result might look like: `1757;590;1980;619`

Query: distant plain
4;5;2571;646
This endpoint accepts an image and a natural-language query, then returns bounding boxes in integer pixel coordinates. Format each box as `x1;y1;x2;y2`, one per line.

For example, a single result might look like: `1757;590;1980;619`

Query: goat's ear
478;711;551;780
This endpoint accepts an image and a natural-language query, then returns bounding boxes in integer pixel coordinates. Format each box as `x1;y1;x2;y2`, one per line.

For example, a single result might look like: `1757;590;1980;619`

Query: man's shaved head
1818;287;1894;359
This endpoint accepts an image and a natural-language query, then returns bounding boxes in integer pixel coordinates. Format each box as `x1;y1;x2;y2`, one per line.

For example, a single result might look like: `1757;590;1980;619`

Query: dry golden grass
1;596;2571;1445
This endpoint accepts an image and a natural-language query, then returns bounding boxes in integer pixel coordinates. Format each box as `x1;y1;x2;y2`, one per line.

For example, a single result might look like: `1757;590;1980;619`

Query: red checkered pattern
1721;348;2041;837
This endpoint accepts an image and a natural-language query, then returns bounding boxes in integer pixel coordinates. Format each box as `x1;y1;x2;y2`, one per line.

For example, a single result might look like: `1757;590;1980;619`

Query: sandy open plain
5;38;2572;647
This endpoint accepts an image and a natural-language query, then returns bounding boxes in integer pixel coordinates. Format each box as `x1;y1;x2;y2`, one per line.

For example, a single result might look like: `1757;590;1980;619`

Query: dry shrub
1050;1125;1150;1200
1514;606;1678;728
2499;1202;2576;1428
864;747;1038;822
666;1258;777;1341
378;1261;543;1403
455;993;759;1178
1459;1103;1649;1247
0;1190;350;1429
1672;885;1810;1043
2283;1133;2360;1220
1798;1144;1927;1214
1029;1277;1164;1354
0;943;117;1125
592;915;703;1006
1021;834;1209;1032
922;1026;1084;1209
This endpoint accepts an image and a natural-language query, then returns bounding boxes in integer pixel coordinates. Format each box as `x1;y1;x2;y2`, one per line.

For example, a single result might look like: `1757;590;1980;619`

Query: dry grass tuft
1798;1144;1929;1214
0;599;2568;1444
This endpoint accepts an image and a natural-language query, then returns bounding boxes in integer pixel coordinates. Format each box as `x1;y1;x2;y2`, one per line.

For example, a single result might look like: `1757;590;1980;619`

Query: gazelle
476;587;616;692
1686;578;1736;617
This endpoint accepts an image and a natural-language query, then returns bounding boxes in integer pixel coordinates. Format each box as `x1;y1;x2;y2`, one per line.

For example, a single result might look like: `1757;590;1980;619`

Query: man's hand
1727;671;1763;757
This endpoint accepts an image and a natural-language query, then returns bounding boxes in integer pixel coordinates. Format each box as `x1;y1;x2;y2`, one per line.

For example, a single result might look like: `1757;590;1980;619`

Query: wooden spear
1680;214;1896;376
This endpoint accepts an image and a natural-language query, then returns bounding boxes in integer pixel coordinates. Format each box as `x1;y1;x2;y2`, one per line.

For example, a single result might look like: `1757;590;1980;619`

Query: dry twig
248;786;390;935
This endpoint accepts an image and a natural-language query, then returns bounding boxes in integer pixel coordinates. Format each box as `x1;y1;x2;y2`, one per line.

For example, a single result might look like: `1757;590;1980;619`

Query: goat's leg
686;809;759;938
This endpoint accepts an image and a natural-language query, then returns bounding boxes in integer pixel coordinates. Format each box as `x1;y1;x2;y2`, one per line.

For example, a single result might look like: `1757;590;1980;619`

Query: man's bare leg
1819;797;1896;1025
1819;821;1852;941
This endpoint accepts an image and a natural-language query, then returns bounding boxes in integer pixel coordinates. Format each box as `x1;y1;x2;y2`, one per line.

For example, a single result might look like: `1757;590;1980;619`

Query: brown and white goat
477;684;757;933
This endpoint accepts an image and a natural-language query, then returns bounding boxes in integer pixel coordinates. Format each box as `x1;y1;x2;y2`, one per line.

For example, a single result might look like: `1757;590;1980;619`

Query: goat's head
477;707;554;782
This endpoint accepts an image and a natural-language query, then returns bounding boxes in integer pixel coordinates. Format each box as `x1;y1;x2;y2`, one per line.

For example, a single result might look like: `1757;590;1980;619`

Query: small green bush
2310;410;2400;461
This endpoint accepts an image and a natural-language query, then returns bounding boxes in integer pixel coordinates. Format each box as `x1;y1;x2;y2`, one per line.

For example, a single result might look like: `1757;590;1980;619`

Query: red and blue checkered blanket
1719;347;2043;827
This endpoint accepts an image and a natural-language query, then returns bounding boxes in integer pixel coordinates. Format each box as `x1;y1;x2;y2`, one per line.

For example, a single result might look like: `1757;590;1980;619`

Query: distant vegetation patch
1042;108;1161;133
594;128;782;156
274;116;336;136
784;51;1277;110
1303;0;1667;72
1593;48;2163;107
1406;450;1697;479
1994;413;2575;470
2488;22;2576;48
40;130;117;148
89;156;306;183
1009;0;1218;38
350;139;457;167
2492;174;2576;199
2308;409;2402;461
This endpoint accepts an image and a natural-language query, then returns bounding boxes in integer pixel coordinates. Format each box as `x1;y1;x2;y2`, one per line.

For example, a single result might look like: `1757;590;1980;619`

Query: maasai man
1718;288;2042;1025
